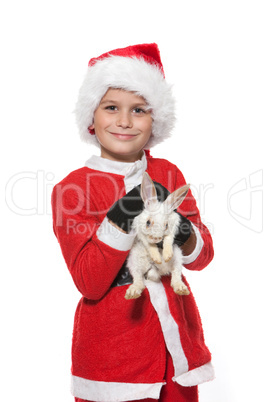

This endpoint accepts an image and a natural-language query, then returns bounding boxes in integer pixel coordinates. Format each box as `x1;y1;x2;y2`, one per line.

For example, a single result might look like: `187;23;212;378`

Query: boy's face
89;88;152;162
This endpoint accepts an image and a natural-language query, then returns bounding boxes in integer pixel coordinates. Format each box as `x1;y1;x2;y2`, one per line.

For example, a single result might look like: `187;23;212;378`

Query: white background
1;1;267;401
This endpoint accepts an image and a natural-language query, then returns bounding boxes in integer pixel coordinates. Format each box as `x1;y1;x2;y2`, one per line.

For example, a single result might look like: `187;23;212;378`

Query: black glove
174;213;192;246
107;181;170;233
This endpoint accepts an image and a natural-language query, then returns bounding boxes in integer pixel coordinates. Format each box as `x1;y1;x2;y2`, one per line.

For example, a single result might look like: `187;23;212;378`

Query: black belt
111;261;133;288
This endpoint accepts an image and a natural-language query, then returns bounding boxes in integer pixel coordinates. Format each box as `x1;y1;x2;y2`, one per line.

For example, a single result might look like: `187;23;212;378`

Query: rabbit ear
141;172;158;209
164;184;190;213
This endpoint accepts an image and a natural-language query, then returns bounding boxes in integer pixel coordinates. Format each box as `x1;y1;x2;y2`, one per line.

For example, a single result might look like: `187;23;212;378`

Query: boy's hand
174;213;193;247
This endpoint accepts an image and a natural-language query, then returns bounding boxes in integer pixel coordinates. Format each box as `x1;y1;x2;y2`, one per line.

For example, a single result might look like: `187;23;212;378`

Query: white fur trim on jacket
75;56;176;148
146;280;215;386
85;152;148;192
71;375;164;402
146;280;189;376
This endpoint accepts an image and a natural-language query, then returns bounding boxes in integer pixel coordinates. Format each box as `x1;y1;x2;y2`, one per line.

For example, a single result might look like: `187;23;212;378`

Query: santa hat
75;43;176;149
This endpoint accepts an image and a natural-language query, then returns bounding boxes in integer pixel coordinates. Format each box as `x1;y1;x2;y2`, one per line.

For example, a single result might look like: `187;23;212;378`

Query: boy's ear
88;123;95;135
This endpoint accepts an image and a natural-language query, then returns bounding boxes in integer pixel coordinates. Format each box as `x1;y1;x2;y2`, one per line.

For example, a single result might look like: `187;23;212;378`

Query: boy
52;43;214;402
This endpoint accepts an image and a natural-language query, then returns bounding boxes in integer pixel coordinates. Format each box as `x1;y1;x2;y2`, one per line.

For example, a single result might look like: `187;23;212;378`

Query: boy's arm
175;170;214;271
51;183;135;301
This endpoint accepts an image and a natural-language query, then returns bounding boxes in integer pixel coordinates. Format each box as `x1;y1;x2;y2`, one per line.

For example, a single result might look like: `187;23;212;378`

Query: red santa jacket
52;153;214;402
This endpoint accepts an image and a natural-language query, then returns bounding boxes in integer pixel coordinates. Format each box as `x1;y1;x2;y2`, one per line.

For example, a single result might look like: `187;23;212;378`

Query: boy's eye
133;107;145;114
105;105;117;111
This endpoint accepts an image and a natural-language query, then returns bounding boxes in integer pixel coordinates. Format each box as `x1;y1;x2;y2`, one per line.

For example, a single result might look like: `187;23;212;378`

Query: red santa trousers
74;351;198;402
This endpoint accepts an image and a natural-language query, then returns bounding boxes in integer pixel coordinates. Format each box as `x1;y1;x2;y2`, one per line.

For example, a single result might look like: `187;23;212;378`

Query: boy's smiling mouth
110;132;138;140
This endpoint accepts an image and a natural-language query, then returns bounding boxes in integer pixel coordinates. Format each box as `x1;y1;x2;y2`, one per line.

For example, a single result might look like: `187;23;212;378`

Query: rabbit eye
165;223;168;230
146;220;151;228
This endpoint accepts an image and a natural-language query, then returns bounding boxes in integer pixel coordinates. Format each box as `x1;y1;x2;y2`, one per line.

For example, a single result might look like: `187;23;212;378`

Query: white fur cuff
174;361;215;386
182;224;204;265
97;216;135;251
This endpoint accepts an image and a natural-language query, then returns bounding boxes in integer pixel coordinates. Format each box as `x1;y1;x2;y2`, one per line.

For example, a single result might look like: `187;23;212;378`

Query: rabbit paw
172;282;190;296
125;284;144;300
149;247;162;264
163;245;173;262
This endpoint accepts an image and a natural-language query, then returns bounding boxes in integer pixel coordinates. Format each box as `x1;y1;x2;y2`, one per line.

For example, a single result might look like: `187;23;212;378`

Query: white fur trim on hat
75;55;176;149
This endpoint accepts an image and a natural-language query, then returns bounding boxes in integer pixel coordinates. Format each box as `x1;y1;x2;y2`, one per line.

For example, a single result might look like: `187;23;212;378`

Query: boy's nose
116;112;133;129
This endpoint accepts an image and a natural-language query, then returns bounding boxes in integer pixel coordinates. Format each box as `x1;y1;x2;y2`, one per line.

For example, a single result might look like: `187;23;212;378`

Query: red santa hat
75;43;175;149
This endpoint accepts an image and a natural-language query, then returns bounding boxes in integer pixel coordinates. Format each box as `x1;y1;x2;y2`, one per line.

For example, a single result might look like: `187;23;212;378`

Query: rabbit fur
125;172;191;300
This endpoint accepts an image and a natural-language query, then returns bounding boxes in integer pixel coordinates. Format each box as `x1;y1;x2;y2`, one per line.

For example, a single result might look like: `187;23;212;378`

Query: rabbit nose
149;235;163;243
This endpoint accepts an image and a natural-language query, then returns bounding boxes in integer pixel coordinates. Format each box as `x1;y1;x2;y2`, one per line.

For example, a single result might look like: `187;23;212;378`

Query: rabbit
125;172;190;300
